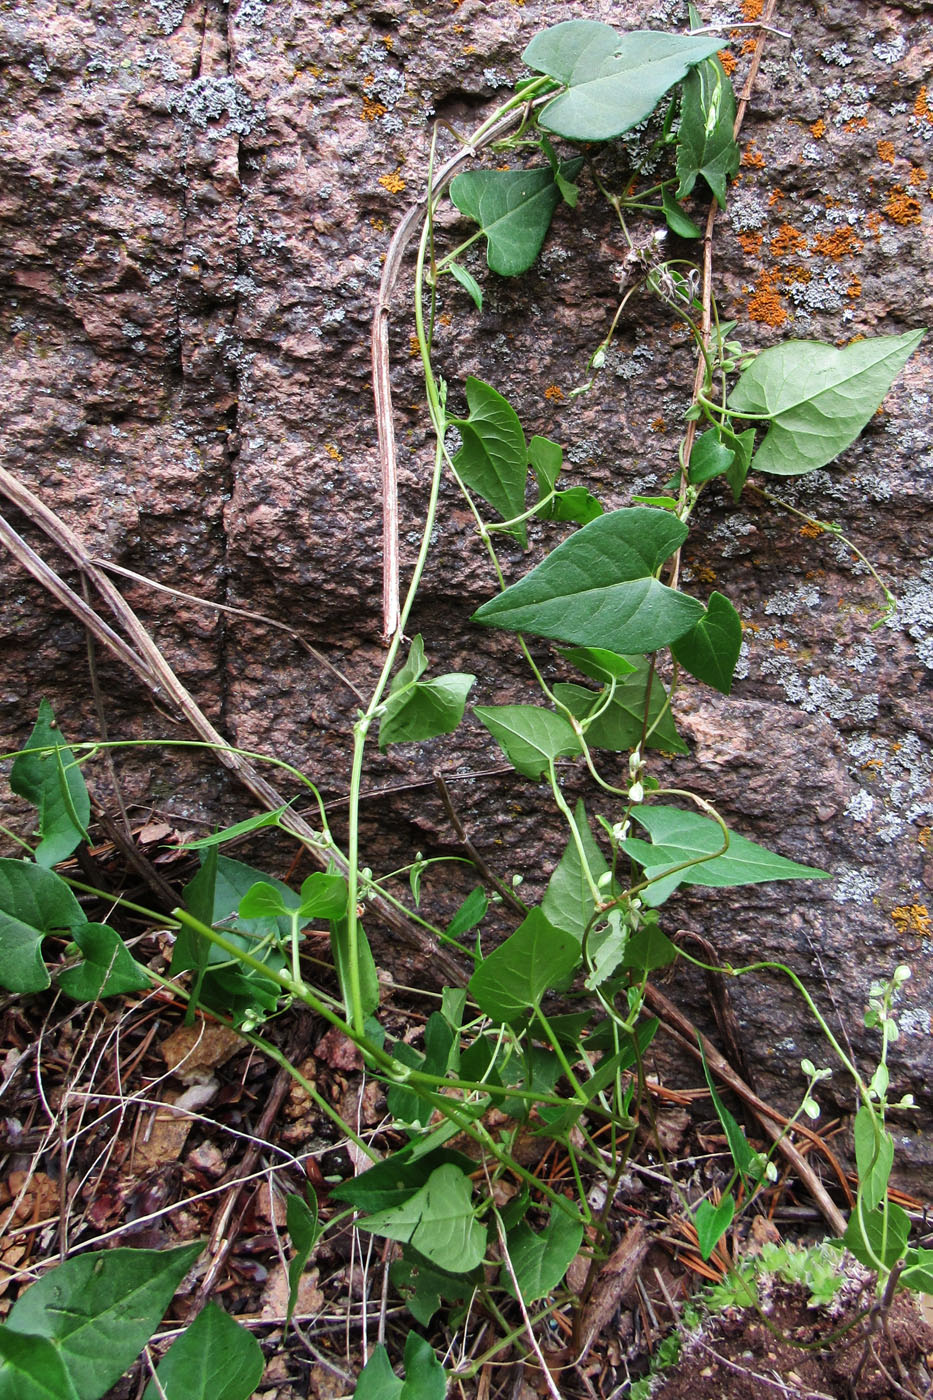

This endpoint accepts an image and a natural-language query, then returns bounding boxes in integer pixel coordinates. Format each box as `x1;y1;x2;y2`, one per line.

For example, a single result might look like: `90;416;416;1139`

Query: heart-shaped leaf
731;329;925;476
468;907;580;1024
670;591;743;694
0;860;84;994
10;701;90;868
449;378;529;544
676;54;740;209
355;1333;447;1400
355;1164;486;1273
58;923;151;1001
695;1195;734;1259
142;1302;264;1400
554;657;688;754
449;159;583;277
472;508;703;654
474;704;579;779
524;21;723;142
502;1204;584;1302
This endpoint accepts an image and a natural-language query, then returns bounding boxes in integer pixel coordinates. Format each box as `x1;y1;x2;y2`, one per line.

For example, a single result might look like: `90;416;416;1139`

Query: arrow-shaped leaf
450;378;529;544
10;700;90;868
676;53;740;209
474;704;579;780
524;20;723;142
0;860;84;994
355;1164;486;1273
670;591;742;694
468;907;581;1024
449;160;583;277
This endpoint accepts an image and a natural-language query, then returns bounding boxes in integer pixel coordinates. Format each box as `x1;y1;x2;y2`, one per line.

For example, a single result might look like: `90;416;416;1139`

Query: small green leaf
356;1164;486;1273
449;160;583;277
661;187;702;239
676;54;740;209
842;1202;910;1270
670;591;743;694
529;434;563;496
584;909;629;990
331;917;380;1018
472;508;704;654
700;1044;758;1185
725;427;756;501
445;888;487;943
0;859;85;994
731;330;925;476
468;907;580;1024
450;378;529;544
285;1191;320;1324
298;873;349;921
10;700;90;868
541;486;604;525
620;923;678;974
902;1247;933;1295
687;430;735;484
176;806;291;850
380;674;475;748
355;1333;447;1400
541;799;609;940
355;1345;402;1400
58;923;151;1001
502;1203;584;1302
390;1247;475;1326
853;1105;894;1213
558;647;637;682
554;659;688;755
0;1328;79;1400
6;1243;203;1400
622;806;830;906
448;261;483;310
695;1196;734;1260
142;1302;264;1400
331;1148;476;1213
524;21;723;142
475;704;580;780
237;880;290;919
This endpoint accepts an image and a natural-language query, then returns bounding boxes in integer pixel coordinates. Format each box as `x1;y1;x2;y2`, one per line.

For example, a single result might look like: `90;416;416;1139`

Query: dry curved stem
0;464;467;985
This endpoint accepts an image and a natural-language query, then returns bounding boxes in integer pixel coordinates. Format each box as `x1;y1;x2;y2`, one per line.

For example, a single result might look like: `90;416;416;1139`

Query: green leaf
619;923;677;974
700;1044;758;1186
297;873;348;921
731;330;925;476
472;508;704;654
58;923;151;1001
6;1243;202;1400
236;880;290;919
176;805;291;850
331;1148;476;1214
670;591;742;694
449;160;583;277
529;434;564;497
902;1247;933;1295
584;909;629;990
142;1302;264;1400
558;647;637;682
541;799;609;940
356;1164;486;1273
524;21;723;142
725;427;756;501
661;187;702;239
502;1203;584;1302
390;1247;476;1326
541;486;604;526
474;704;579;780
355;1333;447;1400
853;1105;894;1214
468;907;580;1024
842;1202;910;1271
687;430;734;485
622;805;830;906
10;700;90;868
695;1196;734;1260
331;917;380;1018
285;1191;320;1324
0;859;84;994
0;1328;80;1400
554;661;688;755
450;378;530;544
445;888;487;943
380;673;475;748
449;261;483;310
676;54;740;209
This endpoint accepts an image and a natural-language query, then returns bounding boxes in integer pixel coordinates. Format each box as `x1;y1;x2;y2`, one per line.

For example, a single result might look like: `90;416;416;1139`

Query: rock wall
1;0;931;1179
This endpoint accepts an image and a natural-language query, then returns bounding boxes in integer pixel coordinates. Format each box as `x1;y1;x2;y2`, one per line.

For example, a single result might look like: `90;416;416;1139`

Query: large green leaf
450;378;529;544
474;704;579;779
355;1164;486;1273
670;591;742;694
472;508;703;653
541;799;609;940
0;1328;79;1400
731;330;925;476
5;1243;202;1400
622;806;830;906
449;159;583;277
676;54;739;209
503;1203;584;1302
554;656;688;755
10;701;90;869
0;859;84;994
58;923;151;1001
468;907;581;1024
142;1302;264;1400
524;21;723;142
380;673;475;748
355;1333;447;1400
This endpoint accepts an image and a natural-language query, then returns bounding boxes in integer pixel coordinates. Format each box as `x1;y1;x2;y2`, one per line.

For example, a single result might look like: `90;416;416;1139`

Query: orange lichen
914;86;933;122
847;275;862;299
743;144;765;169
768;188;785;206
718;49;737;76
908;166;927;186
741;38;757;55
876;140;896;164
438;313;452;327
884;186;922;224
738;231;763;256
770;224;808;257
919;827;931;849
325;443;343;461
695;565;717;584
779;264;811;285
651;416;666;432
890;904;931;938
370;216;386;232
865;210;883;237
800;522;822;539
748;269;787;327
810;118;826;140
741;0;763;19
544;384;563;402
843;117;868;132
811;226;863;258
361;97;386;121
379;169;406;194
409;335;420;357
